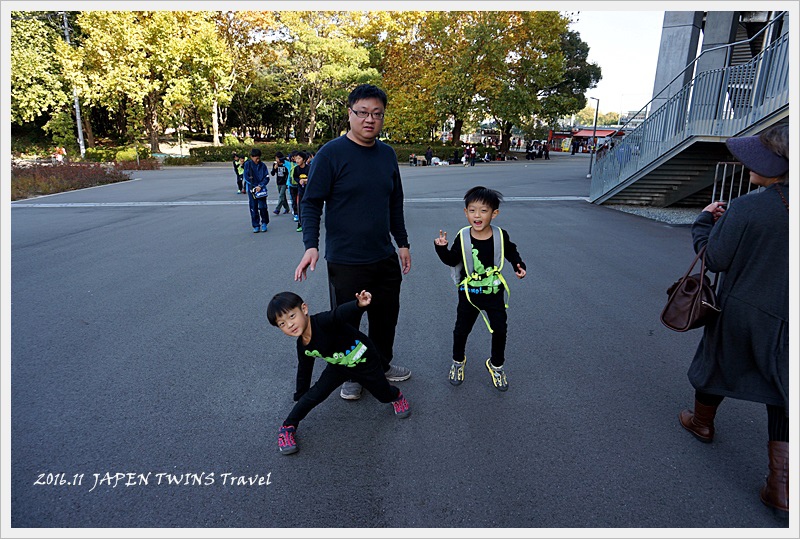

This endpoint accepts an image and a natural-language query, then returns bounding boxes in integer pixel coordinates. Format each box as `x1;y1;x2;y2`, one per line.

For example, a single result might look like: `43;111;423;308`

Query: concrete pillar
695;11;740;74
650;12;704;113
688;12;740;134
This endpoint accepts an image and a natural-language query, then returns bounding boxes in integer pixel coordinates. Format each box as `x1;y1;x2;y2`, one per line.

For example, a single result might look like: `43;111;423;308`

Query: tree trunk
451;118;464;146
116;99;128;142
145;92;160;153
218;105;228;140
307;92;318;144
295;117;308;143
500;120;513;152
82;108;95;148
212;98;220;146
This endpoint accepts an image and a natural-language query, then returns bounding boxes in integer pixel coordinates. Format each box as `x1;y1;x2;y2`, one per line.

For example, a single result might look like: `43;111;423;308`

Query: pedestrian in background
294;83;412;401
292;150;310;233
242;148;270;233
271;152;291;215
677;124;789;513
232;152;246;194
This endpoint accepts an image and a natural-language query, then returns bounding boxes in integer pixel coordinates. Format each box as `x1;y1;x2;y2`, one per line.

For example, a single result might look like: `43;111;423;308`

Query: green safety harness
450;225;510;333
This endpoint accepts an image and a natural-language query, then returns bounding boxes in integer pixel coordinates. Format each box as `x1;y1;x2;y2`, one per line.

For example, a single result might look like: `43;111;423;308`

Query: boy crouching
267;290;411;455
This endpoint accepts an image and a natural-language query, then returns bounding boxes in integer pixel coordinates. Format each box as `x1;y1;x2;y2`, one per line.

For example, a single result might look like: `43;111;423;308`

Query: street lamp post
586;96;599;179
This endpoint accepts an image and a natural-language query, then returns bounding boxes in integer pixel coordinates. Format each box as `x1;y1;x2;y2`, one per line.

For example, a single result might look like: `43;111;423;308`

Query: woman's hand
703;201;726;221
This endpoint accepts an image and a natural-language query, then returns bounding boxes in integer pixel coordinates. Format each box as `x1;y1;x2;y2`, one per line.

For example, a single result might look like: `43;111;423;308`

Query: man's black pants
326;253;402;367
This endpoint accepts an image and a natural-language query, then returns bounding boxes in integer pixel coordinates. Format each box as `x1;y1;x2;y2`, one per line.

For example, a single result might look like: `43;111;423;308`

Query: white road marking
11;196;588;208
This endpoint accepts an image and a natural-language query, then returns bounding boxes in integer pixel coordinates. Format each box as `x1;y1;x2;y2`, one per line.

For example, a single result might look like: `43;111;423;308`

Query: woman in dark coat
678;124;789;513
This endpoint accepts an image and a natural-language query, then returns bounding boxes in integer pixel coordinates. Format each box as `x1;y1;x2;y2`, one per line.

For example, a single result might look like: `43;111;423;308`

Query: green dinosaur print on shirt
466;246;500;294
304;340;368;367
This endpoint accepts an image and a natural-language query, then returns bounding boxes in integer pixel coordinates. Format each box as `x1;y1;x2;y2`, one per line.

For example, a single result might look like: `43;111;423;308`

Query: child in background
292;151;311;233
233;152;246;193
271;152;291;214
267;290;411;455
434;186;526;391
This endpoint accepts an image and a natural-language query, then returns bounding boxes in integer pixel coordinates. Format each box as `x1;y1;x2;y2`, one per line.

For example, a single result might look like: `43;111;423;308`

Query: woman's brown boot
679;400;718;443
760;441;789;513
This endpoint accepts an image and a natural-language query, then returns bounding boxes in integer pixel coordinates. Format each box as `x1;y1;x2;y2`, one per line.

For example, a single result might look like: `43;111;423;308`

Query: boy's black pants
283;359;400;427
452;293;508;366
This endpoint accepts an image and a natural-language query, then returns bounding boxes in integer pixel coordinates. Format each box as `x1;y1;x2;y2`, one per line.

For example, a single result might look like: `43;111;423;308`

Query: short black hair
275;151;284;160
348;84;387;109
464;186;503;211
295;150;309;162
250;148;262;157
267;292;304;327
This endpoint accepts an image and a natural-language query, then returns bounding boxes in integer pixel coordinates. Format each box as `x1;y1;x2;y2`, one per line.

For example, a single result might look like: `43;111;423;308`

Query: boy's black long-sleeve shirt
293;300;378;400
435;228;525;307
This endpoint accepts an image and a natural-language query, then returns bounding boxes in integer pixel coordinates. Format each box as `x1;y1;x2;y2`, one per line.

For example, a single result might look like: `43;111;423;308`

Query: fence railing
589;17;789;202
712;161;761;204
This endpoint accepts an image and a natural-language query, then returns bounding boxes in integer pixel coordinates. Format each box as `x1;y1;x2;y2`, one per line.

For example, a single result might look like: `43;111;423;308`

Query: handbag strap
680;245;707;281
773;183;789;212
682;244;719;289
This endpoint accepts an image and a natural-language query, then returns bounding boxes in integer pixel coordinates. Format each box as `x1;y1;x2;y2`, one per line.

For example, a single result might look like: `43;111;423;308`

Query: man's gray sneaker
340;381;363;400
384;364;411;382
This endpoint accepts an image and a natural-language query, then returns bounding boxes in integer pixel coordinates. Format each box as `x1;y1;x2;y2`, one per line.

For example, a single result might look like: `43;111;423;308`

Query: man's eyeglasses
350;109;385;120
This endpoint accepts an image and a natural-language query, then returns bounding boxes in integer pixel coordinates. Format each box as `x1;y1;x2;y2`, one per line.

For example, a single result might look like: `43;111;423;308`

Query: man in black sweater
294;84;412;401
268;291;411;455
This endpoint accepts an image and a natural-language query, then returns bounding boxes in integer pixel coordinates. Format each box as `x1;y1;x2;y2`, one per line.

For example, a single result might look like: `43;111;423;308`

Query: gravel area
606;204;703;225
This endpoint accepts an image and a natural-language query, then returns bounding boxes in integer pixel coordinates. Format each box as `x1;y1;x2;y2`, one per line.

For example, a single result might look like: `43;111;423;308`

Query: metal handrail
589;13;789;203
616;11;786;135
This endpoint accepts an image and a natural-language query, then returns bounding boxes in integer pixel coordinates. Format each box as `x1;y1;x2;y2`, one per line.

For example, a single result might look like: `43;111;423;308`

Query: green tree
270;11;378;144
11;13;69;124
574;105;597;126
354;11;438;143
60;11;235;152
171;13;234;146
418;12;495;145
480;12;594;151
213;11;277;142
534;29;602;128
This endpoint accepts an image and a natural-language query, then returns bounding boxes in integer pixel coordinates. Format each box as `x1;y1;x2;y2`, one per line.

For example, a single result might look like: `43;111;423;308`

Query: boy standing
242;148;270;233
292;151;311;233
232;152;246;193
271;152;291;214
267;290;411;455
434;186;526;391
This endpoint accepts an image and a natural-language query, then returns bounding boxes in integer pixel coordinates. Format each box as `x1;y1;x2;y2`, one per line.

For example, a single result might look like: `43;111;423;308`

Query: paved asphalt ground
8;151;793;533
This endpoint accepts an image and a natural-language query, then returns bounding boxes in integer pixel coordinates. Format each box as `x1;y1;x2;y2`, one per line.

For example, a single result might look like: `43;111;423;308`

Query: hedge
189;142;324;162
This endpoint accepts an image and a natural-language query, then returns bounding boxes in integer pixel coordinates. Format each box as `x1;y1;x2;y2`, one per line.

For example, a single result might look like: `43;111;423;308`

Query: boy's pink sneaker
278;425;298;454
391;391;411;418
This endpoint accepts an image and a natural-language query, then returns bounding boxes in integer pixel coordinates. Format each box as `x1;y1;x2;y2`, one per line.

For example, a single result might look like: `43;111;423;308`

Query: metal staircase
590;12;789;206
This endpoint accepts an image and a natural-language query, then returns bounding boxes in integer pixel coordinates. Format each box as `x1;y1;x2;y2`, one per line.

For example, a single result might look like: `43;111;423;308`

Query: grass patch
11;163;133;201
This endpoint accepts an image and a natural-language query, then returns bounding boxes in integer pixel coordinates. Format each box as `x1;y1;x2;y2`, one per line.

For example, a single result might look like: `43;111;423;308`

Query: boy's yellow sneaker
449;357;466;386
485;358;508;391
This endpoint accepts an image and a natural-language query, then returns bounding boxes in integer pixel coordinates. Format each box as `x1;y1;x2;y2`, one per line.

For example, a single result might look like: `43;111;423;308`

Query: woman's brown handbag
661;245;720;332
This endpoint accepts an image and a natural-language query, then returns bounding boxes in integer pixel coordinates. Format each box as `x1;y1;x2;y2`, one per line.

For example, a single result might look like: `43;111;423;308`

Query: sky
570;10;665;115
